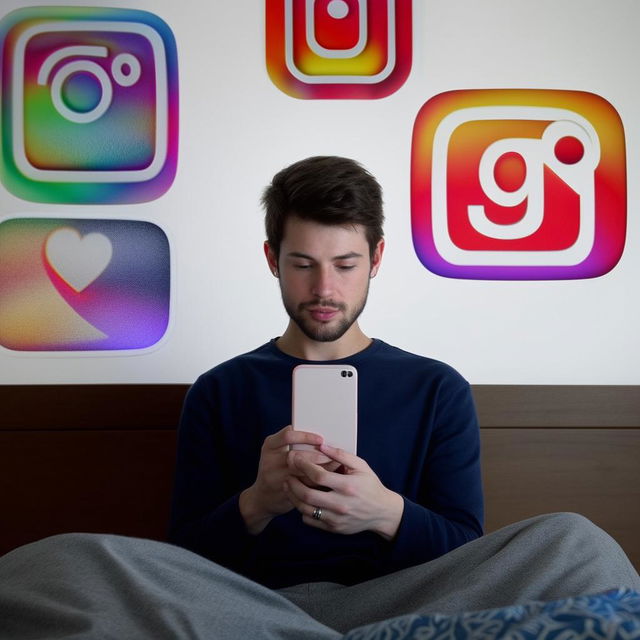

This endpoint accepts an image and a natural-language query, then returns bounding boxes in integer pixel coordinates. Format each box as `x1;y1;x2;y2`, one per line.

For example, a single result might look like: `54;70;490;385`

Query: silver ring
312;507;322;520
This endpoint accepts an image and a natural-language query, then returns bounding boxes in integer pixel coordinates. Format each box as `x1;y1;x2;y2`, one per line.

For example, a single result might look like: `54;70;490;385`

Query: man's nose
311;265;335;298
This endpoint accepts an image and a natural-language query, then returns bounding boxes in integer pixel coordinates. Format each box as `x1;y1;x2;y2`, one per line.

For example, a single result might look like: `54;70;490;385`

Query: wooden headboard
1;384;638;571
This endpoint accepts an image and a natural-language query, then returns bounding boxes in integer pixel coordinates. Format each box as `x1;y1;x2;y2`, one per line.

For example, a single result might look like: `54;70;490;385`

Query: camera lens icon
38;45;141;124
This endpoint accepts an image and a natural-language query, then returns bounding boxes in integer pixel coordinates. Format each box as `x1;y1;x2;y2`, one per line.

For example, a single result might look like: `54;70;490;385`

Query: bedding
344;588;640;640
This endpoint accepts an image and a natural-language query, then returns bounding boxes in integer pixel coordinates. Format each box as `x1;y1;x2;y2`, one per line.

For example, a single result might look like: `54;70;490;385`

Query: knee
531;512;622;557
539;511;597;533
34;532;119;553
532;511;600;537
3;532;124;566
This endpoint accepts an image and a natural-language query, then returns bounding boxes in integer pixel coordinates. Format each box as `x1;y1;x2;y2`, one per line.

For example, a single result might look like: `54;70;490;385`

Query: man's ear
264;241;279;277
369;238;385;278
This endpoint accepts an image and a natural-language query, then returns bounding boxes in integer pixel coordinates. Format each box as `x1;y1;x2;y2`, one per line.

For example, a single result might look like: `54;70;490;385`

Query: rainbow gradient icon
411;89;627;280
0;6;178;203
266;0;412;99
0;218;170;351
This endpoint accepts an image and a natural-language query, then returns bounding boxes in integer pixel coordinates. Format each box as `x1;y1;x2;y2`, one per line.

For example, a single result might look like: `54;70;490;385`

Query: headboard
1;384;638;571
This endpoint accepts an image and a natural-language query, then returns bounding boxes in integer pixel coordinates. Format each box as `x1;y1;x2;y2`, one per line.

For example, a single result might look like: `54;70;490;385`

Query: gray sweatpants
0;513;638;639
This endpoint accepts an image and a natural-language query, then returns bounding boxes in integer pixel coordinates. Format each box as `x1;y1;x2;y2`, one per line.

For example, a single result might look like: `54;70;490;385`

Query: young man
168;155;484;589
0;157;638;640
165;156;638;626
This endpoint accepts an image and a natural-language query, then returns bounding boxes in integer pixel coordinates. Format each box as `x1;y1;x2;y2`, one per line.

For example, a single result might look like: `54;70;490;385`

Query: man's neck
275;323;372;361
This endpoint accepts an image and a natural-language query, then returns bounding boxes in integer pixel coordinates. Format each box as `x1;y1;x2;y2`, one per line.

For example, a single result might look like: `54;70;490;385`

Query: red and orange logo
411;89;626;280
266;0;412;99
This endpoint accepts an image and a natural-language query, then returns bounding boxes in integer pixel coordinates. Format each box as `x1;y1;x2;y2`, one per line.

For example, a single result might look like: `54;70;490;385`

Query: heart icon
45;228;113;292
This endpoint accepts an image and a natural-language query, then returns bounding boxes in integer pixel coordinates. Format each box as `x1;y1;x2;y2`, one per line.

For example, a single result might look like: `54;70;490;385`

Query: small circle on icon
327;0;349;20
111;53;141;87
554;136;585;165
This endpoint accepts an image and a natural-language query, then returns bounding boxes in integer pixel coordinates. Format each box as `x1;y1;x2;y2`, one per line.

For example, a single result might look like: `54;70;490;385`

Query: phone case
292;364;358;454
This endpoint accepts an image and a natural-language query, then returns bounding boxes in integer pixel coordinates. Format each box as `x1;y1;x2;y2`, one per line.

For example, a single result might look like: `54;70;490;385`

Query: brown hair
262;156;384;258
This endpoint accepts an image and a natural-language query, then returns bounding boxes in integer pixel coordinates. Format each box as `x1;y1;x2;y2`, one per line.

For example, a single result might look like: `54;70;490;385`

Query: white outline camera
38;45;141;124
284;0;397;84
12;19;169;183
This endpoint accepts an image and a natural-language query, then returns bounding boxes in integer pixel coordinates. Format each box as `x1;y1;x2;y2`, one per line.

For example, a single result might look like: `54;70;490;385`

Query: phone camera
341;370;353;378
341;370;347;377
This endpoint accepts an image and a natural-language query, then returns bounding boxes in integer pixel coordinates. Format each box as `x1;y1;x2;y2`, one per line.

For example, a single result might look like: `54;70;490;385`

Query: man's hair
262;156;384;259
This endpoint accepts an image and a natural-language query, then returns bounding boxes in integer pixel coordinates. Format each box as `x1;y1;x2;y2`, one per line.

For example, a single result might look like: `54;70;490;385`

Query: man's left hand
284;443;404;541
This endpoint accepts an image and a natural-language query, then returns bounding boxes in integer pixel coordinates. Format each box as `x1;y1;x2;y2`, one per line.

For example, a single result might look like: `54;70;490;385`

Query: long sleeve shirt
169;339;483;589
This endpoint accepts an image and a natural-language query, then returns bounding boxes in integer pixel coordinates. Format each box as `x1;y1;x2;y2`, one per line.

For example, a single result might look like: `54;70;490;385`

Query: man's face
267;217;383;343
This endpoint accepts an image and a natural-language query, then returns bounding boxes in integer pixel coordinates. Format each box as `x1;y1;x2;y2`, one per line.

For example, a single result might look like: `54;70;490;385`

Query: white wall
1;0;638;384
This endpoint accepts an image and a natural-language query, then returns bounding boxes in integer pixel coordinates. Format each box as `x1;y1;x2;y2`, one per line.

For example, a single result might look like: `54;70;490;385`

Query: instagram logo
0;7;178;203
411;90;626;280
0;218;170;351
265;0;412;99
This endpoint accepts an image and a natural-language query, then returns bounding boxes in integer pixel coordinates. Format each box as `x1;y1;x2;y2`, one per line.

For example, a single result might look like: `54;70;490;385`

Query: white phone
292;364;358;454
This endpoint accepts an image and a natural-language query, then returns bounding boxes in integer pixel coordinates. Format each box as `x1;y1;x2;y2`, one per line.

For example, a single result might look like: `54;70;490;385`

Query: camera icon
286;0;396;84
0;7;178;203
38;46;142;124
266;0;412;99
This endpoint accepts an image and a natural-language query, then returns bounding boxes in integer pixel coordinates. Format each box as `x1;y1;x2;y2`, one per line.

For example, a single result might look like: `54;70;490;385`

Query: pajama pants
1;513;638;639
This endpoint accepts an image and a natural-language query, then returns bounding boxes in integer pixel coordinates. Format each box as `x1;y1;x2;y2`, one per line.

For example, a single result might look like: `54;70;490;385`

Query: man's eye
294;264;311;270
337;265;356;271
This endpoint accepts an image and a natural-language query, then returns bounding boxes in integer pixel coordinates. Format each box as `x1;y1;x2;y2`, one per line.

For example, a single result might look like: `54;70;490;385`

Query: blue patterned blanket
344;588;640;639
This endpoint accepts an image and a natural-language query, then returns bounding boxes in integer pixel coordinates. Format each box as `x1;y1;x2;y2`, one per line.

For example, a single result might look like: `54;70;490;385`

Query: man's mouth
306;306;341;322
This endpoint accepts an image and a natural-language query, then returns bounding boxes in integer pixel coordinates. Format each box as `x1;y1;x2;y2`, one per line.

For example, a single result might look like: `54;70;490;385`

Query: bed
0;383;639;637
343;589;640;640
0;383;638;570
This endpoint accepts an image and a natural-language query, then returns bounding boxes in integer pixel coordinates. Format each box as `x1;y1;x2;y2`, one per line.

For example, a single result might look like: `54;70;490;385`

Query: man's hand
284;443;405;541
239;425;329;535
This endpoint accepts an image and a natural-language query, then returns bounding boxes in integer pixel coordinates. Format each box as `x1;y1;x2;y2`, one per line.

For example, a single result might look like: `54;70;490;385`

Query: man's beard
280;286;370;343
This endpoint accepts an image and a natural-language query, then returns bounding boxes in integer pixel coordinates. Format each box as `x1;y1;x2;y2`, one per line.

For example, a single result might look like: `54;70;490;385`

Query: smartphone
291;364;358;454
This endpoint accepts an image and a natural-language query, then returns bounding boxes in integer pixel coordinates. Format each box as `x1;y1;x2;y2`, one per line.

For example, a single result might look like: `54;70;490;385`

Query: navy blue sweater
169;339;483;588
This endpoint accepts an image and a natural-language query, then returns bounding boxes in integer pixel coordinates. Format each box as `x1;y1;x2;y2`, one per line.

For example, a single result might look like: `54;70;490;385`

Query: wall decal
0;218;170;351
266;0;411;99
0;6;178;203
411;89;626;280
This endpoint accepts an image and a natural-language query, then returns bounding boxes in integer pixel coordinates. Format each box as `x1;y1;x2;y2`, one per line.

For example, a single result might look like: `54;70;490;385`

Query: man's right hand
239;425;326;535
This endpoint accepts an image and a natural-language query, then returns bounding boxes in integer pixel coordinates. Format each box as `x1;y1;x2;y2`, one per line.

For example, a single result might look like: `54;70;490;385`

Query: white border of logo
12;20;168;183
284;0;397;84
431;106;600;267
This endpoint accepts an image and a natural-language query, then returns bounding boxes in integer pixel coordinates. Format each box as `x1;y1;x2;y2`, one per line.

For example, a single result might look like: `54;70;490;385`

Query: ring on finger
312;506;322;520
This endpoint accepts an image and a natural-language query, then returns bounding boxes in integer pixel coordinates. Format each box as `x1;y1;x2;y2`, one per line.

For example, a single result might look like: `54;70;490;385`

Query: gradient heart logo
0;218;170;351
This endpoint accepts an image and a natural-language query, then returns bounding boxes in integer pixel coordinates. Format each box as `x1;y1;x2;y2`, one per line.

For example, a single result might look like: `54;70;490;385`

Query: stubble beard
280;284;370;343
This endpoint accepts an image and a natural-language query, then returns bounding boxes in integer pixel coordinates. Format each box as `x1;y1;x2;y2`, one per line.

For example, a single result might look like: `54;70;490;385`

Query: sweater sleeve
386;378;484;572
167;377;257;573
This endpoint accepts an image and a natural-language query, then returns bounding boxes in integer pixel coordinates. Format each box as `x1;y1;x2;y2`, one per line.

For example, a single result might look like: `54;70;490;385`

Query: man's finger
289;452;341;490
286;449;332;470
266;425;323;451
283;428;324;448
285;475;340;514
319;443;366;471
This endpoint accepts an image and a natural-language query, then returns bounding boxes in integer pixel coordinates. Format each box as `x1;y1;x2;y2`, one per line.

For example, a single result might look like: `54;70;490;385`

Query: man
165;156;638;626
168;155;483;589
0;157;638;640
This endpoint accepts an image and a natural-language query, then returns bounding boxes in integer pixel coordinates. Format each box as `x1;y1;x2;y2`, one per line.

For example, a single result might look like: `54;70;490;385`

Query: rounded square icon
0;218;171;351
0;7;179;203
266;0;412;99
411;89;627;280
